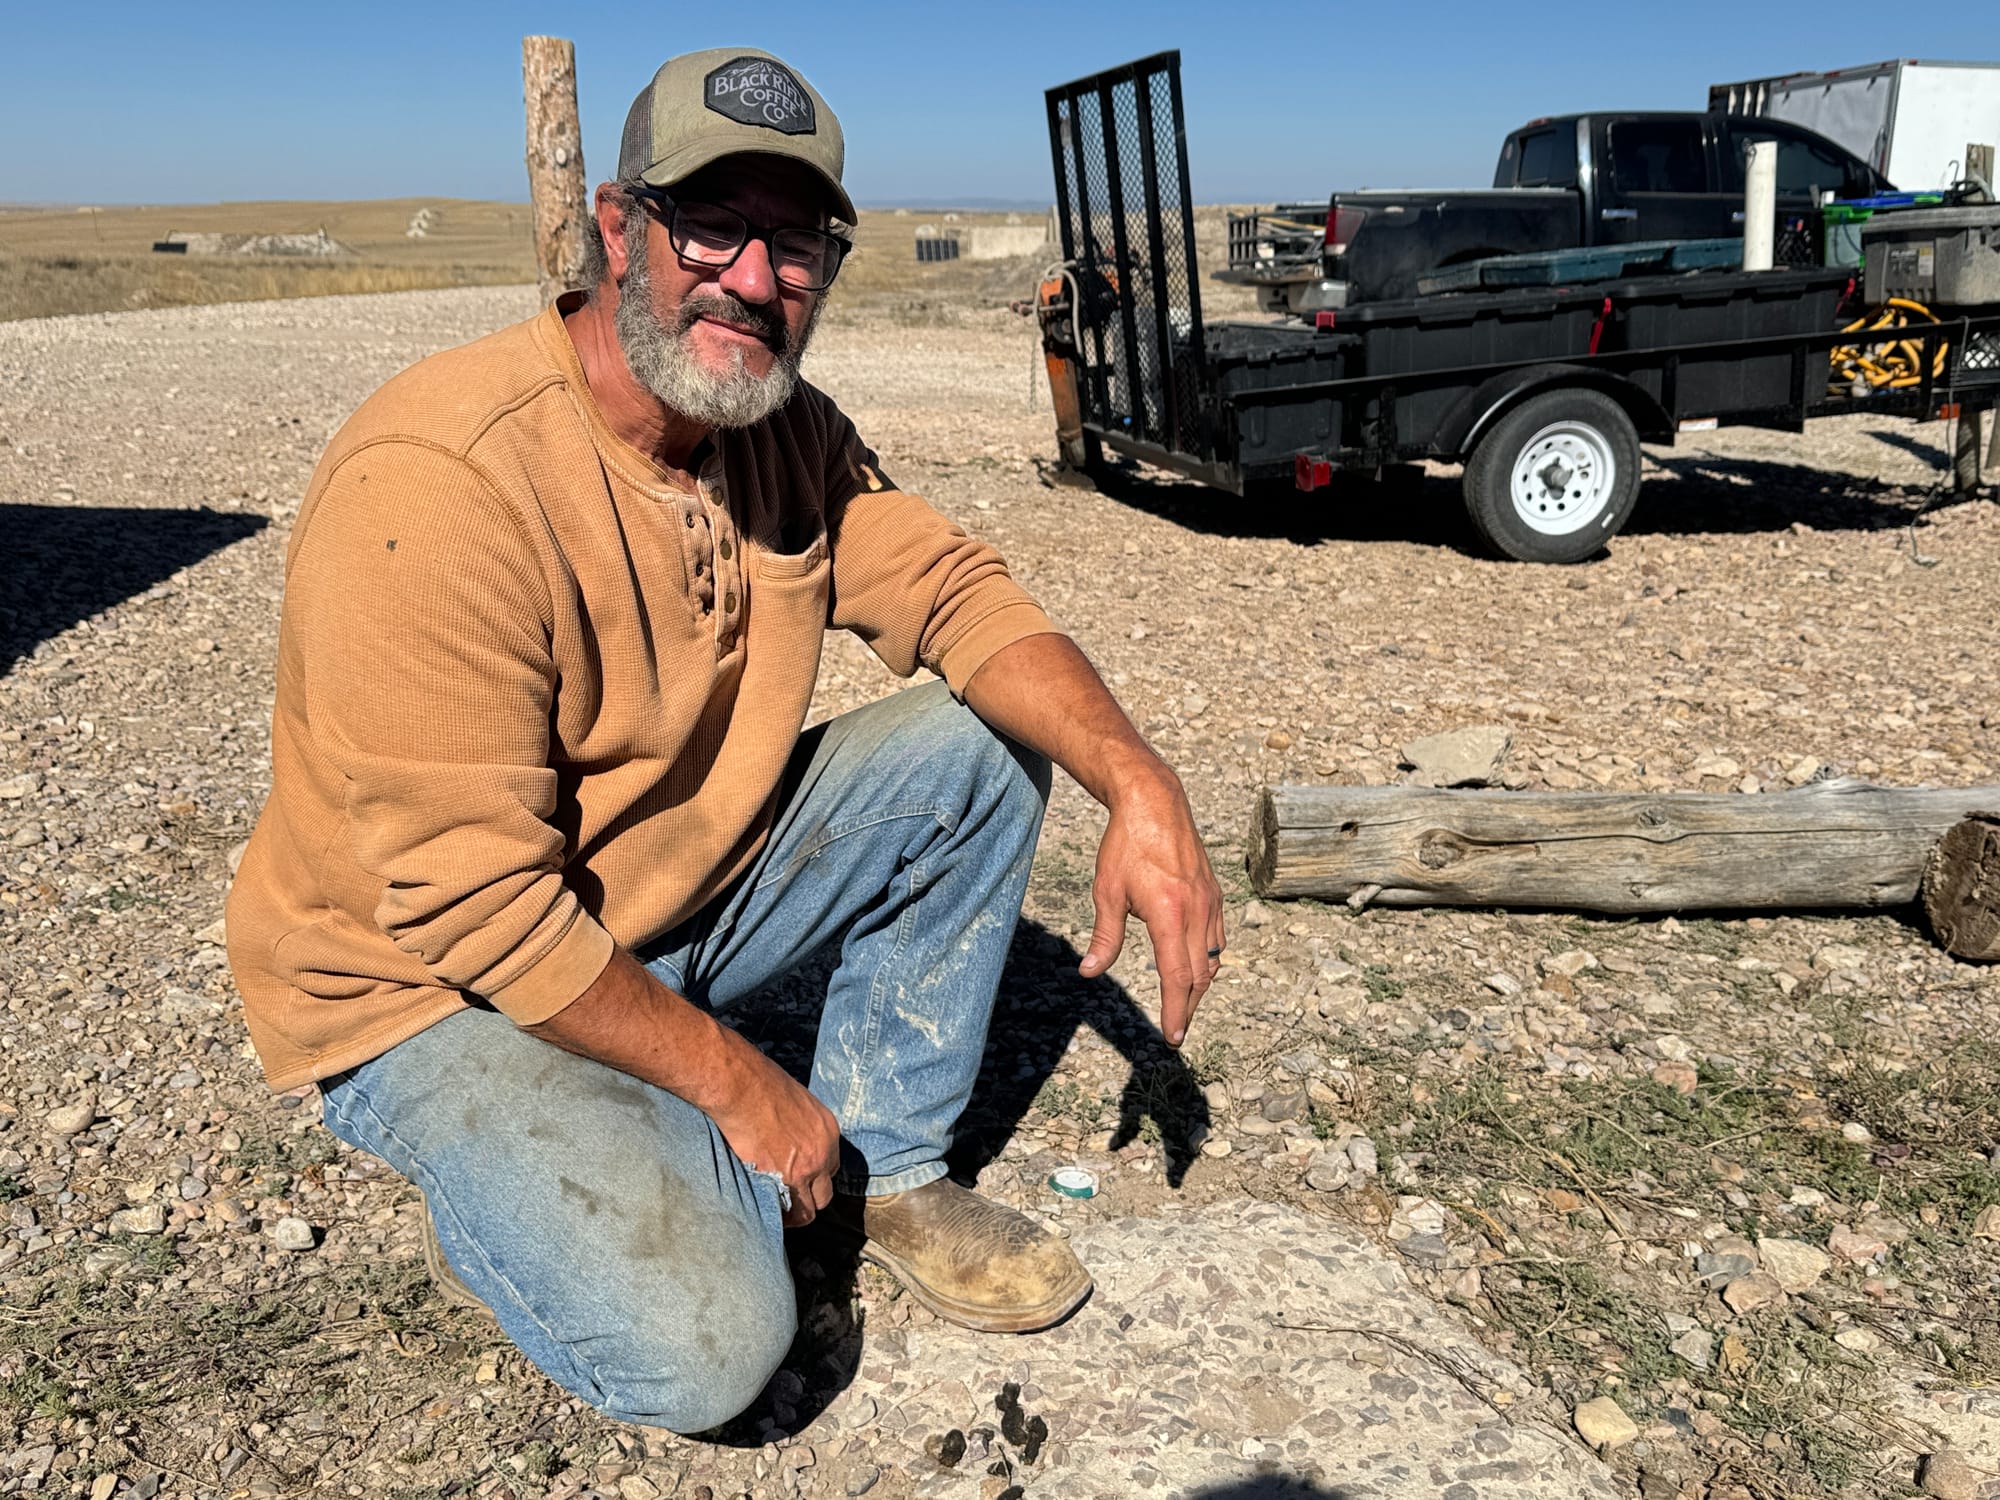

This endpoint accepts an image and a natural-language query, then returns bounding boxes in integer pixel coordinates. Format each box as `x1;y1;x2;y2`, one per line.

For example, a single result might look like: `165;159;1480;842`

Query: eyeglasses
631;186;848;292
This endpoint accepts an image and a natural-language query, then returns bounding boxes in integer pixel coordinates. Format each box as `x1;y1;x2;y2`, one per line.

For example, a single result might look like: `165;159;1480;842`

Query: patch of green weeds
102;885;161;912
0;1248;436;1428
1675;918;1743;959
1185;1038;1234;1087
1361;965;1405;1004
1717;1324;1876;1492
515;1441;559;1482
1121;1064;1206;1148
232;1125;340;1175
1030;1077;1105;1131
1377;1034;2000;1496
117;1232;180;1278
0;1174;25;1203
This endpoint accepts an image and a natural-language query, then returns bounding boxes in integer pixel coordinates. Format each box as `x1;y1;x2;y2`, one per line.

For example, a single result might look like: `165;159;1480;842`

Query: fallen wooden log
1247;779;2000;913
1923;811;2000;961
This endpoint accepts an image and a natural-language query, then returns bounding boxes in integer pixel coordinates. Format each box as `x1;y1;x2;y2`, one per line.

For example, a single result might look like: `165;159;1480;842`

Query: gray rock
44;1093;96;1136
109;1204;166;1236
1694;1250;1757;1285
1345;1136;1380;1177
1670;1329;1713;1370
1757;1236;1832;1292
1260;1089;1306;1123
271;1216;316;1252
1397;1233;1450;1267
1304;1152;1351;1193
1401;725;1511;788
873;1200;1619;1496
844;1465;880;1496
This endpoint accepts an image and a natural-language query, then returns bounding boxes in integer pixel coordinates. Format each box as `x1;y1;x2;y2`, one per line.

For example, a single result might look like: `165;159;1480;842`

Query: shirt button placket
701;466;738;656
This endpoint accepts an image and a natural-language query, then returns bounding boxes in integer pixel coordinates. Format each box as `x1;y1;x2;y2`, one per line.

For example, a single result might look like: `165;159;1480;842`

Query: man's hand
963;634;1225;1048
1077;763;1223;1046
704;1025;841;1228
525;950;840;1226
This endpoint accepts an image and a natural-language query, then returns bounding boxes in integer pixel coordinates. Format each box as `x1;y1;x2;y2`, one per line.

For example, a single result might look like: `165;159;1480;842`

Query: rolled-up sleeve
286;440;613;1025
820;408;1060;694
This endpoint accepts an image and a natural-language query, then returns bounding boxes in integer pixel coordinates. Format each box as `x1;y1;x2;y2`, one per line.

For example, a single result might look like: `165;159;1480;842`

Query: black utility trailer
1037;52;2000;563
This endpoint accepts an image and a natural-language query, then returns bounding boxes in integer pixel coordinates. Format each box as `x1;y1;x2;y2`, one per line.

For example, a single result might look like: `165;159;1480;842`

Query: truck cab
1495;113;1887;243
1221;111;1887;312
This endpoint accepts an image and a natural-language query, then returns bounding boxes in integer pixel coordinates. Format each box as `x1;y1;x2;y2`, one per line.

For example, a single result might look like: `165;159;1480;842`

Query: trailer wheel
1463;389;1641;563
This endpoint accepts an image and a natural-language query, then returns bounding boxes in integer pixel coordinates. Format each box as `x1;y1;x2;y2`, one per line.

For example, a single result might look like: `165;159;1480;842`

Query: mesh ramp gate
1045;52;1217;474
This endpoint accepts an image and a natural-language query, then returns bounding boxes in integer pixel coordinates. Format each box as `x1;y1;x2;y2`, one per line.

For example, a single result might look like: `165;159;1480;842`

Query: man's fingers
1151;912;1196;1046
1078;880;1129;978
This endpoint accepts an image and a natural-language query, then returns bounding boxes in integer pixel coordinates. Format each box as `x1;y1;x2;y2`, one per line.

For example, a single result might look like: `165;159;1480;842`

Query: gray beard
612;226;820;430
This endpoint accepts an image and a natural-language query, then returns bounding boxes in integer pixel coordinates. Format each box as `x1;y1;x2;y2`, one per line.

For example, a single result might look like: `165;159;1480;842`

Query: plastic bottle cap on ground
1048;1167;1099;1199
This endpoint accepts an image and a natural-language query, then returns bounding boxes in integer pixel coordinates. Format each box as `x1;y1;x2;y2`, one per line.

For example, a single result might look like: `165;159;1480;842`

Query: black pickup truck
1219;111;1889;312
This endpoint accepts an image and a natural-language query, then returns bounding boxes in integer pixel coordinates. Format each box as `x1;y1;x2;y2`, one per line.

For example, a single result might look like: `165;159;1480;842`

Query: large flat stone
833;1199;1622;1498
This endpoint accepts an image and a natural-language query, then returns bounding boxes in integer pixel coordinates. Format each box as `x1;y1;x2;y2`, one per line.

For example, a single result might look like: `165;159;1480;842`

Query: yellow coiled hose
1830;297;1949;394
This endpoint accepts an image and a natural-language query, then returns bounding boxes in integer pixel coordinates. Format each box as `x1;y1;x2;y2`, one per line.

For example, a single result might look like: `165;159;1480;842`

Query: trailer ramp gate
1046;52;1219;480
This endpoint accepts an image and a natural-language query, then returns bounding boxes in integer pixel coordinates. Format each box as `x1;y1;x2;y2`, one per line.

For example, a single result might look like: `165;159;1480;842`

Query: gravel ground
3;284;2000;1500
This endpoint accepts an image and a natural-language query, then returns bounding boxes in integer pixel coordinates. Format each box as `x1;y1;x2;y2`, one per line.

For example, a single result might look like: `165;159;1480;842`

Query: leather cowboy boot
421;1195;498;1324
830;1178;1092;1333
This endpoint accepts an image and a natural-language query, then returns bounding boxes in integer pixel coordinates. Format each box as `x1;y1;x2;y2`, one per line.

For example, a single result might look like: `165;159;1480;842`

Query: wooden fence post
523;36;589;305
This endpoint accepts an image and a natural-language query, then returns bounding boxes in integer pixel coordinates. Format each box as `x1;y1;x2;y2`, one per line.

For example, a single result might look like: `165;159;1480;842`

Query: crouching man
228;47;1222;1432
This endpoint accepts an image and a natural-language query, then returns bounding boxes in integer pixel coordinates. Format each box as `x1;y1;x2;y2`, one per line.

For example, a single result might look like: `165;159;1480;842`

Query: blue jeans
319;682;1050;1432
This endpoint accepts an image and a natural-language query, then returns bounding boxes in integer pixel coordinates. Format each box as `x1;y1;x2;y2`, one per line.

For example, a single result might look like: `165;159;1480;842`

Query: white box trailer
1709;60;2000;193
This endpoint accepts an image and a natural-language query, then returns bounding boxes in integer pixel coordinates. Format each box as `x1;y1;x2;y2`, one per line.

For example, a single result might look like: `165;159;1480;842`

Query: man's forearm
523;948;752;1114
962;633;1173;807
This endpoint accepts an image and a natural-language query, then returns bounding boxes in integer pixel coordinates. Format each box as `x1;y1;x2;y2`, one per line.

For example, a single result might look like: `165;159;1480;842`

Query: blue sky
5;1;1994;206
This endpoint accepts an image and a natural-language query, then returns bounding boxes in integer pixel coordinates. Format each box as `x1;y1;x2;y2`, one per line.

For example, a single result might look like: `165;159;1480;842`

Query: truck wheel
1462;389;1641;563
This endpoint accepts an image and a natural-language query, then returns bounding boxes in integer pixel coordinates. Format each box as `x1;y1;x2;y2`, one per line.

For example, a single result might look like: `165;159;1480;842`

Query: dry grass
0;198;537;321
0;198;1264;325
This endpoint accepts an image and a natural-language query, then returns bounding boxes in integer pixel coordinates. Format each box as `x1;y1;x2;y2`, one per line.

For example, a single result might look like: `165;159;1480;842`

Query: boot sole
421;1196;499;1324
852;1237;1092;1334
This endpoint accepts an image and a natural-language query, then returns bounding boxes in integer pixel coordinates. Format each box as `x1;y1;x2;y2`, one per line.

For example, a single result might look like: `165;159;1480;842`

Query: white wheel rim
1508;420;1617;537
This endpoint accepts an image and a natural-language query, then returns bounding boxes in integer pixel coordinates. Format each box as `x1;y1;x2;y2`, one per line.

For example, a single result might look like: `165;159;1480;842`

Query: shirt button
724;591;737;613
685;511;696;527
718;536;734;561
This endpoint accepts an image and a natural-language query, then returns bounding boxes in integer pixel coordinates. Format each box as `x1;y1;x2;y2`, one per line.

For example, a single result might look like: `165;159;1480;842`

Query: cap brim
638;142;857;227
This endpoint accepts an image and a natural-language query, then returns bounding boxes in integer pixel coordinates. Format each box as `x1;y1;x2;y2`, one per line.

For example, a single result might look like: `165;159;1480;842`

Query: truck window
1729;126;1871;200
1610;120;1706;194
1514;129;1573;188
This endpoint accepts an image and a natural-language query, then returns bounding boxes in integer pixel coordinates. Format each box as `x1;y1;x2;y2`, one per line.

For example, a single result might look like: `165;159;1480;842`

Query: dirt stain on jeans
558;1176;603;1216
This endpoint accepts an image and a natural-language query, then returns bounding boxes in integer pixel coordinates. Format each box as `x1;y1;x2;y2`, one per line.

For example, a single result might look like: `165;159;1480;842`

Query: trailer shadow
1868;428;1952;468
1072;446;1969;553
1078;462;1484;553
0;502;268;676
1629;451;1950;538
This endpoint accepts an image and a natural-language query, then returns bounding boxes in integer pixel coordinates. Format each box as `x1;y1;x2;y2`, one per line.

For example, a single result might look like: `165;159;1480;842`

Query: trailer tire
1462;389;1641;563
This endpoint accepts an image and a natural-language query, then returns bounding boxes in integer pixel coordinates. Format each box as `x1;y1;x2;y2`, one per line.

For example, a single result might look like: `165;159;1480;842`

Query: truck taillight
1325;205;1369;255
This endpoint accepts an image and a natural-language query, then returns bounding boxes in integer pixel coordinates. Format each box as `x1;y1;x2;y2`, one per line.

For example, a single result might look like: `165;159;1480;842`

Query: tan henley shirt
227;297;1058;1089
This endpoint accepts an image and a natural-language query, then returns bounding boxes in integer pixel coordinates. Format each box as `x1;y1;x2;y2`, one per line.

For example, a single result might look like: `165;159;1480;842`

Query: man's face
609;157;832;430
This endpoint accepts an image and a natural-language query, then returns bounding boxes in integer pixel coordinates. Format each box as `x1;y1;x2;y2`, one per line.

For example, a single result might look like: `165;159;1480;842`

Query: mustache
671;292;790;354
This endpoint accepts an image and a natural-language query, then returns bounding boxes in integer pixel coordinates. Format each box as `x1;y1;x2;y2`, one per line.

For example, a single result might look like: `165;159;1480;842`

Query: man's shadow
710;918;1209;1445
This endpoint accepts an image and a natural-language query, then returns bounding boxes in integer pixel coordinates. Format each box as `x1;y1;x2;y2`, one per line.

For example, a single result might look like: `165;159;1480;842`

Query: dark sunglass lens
673;203;746;260
772;230;841;289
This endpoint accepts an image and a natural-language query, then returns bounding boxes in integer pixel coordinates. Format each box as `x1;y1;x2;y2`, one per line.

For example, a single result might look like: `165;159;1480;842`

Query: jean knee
585;1294;797;1433
927;696;1049;812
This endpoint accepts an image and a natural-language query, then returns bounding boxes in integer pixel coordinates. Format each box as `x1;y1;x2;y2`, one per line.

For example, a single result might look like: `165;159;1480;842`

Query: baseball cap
617;48;855;225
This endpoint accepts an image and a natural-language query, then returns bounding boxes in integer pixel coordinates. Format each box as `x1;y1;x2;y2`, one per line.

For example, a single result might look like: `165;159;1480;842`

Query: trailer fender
1437;365;1674;461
